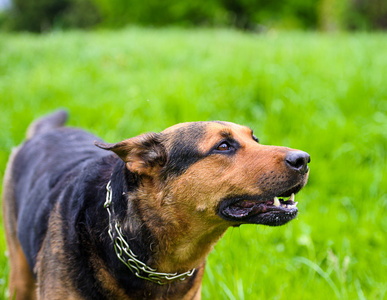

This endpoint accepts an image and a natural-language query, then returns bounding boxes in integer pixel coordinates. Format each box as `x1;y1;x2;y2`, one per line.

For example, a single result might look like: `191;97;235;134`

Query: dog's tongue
222;201;266;218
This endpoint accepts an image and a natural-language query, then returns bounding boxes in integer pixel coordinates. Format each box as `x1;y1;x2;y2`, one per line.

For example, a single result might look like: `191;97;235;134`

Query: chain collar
104;181;196;285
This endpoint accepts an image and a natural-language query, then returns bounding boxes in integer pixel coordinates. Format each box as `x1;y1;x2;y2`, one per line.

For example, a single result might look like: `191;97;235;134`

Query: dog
2;110;310;299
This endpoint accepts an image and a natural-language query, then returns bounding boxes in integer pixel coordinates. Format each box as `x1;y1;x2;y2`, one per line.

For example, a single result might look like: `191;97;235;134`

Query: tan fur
35;203;81;300
91;257;131;300
180;265;204;300
2;146;37;300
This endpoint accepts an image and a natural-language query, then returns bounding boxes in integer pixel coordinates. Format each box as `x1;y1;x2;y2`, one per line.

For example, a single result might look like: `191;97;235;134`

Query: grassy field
0;28;386;299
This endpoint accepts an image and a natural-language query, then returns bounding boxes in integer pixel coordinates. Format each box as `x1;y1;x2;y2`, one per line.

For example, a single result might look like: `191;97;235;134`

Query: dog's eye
212;139;239;154
216;142;231;151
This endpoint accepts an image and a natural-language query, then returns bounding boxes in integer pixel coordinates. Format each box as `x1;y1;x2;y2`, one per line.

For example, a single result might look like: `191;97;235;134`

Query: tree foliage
2;0;387;32
5;0;100;32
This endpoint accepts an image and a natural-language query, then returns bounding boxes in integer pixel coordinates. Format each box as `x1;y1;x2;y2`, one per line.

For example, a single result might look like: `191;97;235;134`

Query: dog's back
2;111;109;299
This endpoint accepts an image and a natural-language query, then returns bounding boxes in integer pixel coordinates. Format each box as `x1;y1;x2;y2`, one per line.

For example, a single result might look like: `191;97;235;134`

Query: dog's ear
95;133;166;176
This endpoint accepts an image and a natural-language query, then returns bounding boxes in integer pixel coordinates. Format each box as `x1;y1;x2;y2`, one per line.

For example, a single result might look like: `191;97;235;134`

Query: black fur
161;122;207;180
14;128;108;270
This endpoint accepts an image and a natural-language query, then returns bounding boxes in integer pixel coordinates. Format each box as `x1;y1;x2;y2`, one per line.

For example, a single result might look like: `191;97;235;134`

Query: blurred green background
1;0;387;32
0;0;387;299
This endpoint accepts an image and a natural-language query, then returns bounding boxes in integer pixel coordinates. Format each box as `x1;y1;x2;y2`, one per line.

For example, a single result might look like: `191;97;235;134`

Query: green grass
0;28;386;299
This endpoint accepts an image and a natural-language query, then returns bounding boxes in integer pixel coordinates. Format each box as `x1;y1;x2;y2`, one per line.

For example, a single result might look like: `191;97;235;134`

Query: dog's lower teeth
273;194;298;209
286;202;298;209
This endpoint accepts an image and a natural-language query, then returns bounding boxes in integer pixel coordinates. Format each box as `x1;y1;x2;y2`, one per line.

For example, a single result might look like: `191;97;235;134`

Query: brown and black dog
2;110;310;300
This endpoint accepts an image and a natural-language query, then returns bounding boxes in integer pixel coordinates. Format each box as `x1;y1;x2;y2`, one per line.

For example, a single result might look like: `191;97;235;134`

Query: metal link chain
104;180;196;285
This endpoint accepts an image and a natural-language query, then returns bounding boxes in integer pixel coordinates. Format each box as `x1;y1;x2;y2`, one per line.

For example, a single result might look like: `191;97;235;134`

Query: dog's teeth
273;197;280;207
289;193;295;202
286;202;298;209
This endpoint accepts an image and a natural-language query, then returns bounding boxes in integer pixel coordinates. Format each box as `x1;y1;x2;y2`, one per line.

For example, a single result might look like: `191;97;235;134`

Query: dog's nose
285;151;310;174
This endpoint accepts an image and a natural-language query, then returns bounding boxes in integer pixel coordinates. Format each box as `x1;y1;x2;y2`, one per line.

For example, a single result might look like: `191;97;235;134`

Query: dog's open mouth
219;193;300;226
223;194;297;218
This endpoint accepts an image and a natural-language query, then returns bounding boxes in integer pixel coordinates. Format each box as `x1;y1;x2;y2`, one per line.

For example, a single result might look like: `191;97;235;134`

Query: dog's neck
105;180;197;285
106;160;228;281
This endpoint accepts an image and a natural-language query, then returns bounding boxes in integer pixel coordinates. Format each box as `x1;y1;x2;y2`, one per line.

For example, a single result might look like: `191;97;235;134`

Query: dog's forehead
163;121;252;137
161;121;253;152
206;121;253;136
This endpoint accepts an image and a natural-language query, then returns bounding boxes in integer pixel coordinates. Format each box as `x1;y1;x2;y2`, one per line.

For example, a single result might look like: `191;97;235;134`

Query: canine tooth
273;197;280;207
289;193;295;202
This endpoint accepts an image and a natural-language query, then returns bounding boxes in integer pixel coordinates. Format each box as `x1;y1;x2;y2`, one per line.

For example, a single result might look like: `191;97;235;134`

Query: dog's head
96;121;309;228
